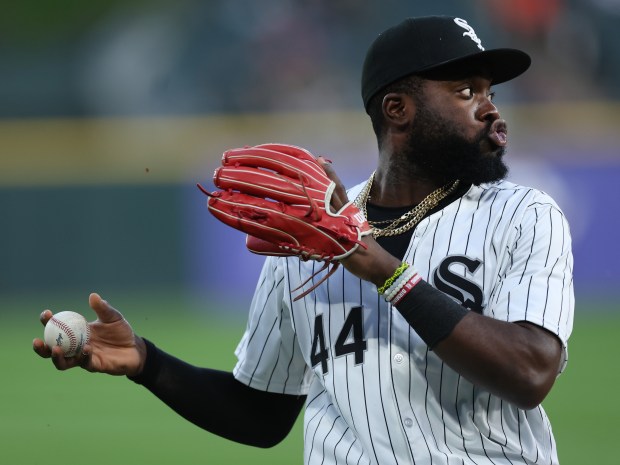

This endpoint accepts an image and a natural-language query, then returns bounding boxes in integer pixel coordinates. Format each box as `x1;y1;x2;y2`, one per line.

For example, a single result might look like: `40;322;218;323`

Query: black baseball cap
361;16;531;110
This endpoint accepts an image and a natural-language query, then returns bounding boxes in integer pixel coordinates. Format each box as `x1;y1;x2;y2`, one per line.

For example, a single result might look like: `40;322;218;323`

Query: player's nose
478;97;500;123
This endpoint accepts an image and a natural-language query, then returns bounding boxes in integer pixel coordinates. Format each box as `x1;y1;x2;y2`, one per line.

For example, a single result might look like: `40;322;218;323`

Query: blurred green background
1;1;619;464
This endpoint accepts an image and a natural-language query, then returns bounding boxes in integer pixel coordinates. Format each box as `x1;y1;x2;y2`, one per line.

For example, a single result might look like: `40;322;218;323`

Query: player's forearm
129;339;305;447
395;282;562;410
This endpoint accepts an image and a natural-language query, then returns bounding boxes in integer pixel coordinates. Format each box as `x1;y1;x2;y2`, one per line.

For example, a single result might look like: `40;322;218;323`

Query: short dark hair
367;74;424;145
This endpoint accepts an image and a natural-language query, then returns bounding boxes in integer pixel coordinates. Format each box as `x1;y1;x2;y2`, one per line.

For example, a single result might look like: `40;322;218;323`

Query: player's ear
382;92;414;129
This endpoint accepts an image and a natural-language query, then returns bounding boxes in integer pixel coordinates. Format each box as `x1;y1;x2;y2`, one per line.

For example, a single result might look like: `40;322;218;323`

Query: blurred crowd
1;0;619;118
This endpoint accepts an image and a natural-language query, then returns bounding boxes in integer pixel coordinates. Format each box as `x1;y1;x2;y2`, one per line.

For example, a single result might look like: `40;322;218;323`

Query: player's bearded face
403;101;508;186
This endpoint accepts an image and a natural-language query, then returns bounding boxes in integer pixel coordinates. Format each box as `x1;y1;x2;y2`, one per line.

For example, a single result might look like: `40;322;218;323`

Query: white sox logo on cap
454;17;485;51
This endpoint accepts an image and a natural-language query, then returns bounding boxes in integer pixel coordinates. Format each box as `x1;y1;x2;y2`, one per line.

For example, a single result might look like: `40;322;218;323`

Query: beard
400;103;508;186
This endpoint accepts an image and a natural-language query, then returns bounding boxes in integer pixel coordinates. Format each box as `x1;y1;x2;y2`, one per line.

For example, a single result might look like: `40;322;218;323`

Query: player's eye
459;87;474;99
488;91;496;101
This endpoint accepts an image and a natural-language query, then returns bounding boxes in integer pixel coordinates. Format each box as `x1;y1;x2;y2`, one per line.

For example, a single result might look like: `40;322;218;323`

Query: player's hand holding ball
33;293;147;376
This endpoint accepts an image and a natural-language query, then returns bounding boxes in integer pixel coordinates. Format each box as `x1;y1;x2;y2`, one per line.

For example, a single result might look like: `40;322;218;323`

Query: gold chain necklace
353;171;460;238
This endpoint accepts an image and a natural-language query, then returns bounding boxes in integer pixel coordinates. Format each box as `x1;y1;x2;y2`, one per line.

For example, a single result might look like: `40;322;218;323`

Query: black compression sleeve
395;280;469;349
128;339;305;448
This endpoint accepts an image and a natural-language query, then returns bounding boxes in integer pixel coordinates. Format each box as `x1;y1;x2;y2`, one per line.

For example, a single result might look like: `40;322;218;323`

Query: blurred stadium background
1;0;618;464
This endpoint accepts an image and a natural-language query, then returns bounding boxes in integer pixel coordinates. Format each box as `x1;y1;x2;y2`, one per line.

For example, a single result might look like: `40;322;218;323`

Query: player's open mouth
488;120;508;147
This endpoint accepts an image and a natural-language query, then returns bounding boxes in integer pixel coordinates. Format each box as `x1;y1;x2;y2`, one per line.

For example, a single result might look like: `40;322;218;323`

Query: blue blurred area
554;164;620;297
1;0;620;118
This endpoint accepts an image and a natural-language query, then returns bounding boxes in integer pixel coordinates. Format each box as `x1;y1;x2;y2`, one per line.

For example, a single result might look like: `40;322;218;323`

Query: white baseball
44;311;91;357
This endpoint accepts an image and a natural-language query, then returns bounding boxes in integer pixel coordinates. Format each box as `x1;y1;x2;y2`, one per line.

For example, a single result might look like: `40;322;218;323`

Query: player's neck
371;167;445;207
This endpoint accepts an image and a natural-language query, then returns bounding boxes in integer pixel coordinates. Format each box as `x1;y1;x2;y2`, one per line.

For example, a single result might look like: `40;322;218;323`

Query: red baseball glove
198;143;371;299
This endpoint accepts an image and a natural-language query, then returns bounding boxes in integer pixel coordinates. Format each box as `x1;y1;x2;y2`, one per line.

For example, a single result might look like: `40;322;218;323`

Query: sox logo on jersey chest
432;255;484;313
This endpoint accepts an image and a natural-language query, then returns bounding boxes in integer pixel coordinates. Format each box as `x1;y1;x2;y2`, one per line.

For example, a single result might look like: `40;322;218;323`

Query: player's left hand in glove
198;143;372;299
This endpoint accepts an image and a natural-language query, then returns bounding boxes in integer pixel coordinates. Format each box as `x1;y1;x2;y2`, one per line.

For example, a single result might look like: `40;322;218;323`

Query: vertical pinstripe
233;180;574;465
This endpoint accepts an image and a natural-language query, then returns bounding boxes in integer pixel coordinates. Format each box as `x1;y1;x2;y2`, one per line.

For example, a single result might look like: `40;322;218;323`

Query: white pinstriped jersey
233;179;574;465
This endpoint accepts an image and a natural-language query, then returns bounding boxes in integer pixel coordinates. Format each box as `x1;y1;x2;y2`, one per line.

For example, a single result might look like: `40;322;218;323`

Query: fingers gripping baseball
34;293;145;376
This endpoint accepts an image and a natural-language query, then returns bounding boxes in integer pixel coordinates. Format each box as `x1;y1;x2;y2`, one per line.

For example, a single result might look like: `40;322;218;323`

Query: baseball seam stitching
51;318;78;354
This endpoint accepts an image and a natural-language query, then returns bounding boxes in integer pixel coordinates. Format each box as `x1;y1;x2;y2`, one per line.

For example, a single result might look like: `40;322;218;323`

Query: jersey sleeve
487;192;574;373
233;256;314;395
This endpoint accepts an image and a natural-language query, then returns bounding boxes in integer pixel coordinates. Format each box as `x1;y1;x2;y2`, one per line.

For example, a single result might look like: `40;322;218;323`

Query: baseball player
34;16;574;465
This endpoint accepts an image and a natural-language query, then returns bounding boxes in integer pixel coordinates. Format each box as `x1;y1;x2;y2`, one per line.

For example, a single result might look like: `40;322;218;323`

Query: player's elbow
246;425;295;448
509;324;563;410
510;379;554;410
506;362;558;410
239;398;303;448
252;436;287;449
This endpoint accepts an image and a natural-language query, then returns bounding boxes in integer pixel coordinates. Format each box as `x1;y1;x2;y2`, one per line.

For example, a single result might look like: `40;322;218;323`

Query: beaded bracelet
384;266;418;301
377;262;410;295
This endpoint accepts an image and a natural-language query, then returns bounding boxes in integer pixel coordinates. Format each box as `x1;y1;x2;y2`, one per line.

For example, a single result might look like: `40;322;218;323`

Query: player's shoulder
471;180;564;211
